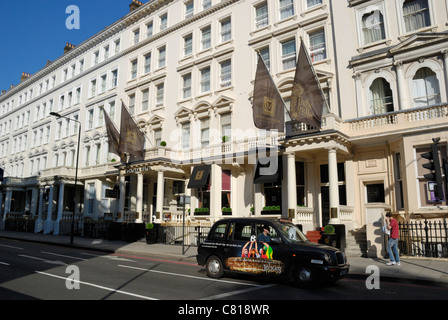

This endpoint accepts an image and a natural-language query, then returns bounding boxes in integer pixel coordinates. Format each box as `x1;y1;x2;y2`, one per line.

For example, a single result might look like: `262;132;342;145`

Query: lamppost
50;112;81;245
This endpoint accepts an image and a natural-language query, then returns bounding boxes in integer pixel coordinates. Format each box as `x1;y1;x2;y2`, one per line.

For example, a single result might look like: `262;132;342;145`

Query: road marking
201;284;277;300
41;251;87;261
18;254;66;266
118;264;260;287
36;271;159;300
0;244;24;250
112;253;198;266
0;262;10;266
19;254;46;261
80;252;136;262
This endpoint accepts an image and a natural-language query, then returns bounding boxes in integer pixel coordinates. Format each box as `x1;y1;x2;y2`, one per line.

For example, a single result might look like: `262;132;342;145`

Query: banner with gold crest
252;52;285;132
102;107;122;161
290;39;324;129
118;101;145;160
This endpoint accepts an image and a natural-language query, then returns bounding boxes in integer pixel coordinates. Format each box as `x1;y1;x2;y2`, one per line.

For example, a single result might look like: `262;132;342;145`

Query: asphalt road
1;238;447;307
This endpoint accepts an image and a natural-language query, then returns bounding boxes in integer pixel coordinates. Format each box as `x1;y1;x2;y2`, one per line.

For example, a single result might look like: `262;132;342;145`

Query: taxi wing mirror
271;236;282;244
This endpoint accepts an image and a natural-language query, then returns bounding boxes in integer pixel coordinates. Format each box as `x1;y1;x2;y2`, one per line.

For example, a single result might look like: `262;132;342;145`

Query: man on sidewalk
385;212;400;266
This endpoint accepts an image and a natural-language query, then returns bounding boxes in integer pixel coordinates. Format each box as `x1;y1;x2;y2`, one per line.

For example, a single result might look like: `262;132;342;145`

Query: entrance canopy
253;156;282;185
187;165;211;189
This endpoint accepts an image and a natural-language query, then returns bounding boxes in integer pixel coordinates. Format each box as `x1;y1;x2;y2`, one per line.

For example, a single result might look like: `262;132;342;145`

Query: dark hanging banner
102;107;122;161
118;101;145;160
289;39;324;130
252;52;285;132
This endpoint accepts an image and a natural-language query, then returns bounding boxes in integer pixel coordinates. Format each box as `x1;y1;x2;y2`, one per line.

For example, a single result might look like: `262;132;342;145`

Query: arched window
403;0;430;33
412;67;440;107
362;10;385;45
369;78;394;114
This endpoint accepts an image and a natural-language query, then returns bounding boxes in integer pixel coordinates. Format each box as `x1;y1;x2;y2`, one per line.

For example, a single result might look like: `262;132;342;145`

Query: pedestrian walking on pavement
385;212;400;266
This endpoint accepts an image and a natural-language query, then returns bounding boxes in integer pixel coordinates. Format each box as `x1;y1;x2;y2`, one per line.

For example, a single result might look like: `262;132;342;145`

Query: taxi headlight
323;253;333;264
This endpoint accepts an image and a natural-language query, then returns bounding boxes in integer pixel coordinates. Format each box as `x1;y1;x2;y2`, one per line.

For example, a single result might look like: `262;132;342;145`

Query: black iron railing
399;219;448;258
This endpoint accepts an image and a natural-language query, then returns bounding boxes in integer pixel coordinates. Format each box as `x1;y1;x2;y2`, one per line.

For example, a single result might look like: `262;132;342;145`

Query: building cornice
0;0;240;104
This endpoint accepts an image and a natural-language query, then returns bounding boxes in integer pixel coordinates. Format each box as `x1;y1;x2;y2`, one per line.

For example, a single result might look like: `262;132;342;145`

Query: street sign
105;189;120;199
179;195;191;204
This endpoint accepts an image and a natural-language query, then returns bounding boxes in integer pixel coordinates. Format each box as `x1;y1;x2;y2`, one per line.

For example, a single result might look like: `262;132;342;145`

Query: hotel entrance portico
283;124;354;234
115;160;189;224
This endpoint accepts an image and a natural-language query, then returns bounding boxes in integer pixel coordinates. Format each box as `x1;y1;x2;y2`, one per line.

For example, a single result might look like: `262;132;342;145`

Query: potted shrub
261;205;281;215
222;207;232;215
145;223;157;244
320;225;336;247
160;141;167;147
194;207;210;215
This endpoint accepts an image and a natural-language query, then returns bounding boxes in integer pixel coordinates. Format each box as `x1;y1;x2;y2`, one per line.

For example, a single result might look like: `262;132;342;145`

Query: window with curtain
403;0;430;33
181;122;190;149
307;0;322;9
182;73;192;99
221;113;231;141
222;170;231;209
309;29;326;62
362;10;386;44
412;67;441;107
259;46;270;70
279;0;294;20
200;67;211;93
154;129;162;147
369;78;394;114
184;34;193;57
281;39;296;70
255;2;268;29
201;25;211;50
220;59;232;88
220;18;231;43
201;118;210;147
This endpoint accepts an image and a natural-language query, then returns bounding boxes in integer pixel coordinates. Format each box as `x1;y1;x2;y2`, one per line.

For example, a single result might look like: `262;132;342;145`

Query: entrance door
321;186;330;226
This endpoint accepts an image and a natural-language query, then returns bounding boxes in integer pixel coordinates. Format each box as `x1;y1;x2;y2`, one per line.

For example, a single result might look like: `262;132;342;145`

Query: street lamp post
50;112;81;245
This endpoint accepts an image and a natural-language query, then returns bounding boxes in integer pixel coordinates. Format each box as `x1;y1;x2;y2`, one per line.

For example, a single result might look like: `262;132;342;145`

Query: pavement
1;230;448;288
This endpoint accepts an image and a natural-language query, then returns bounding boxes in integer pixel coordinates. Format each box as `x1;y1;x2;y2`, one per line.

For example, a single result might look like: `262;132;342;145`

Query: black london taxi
196;218;349;287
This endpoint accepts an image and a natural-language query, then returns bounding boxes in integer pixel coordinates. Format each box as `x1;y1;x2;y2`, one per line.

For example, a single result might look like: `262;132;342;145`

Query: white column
328;148;340;224
4;190;12;217
1;190;12;230
394;60;406;110
35;188;44;233
54;182;65;235
136;173;143;223
44;186;54;234
30;188;38;217
156;170;164;223
442;50;448;100
286;153;297;220
118;174;126;222
353;72;364;117
0;191;4;230
210;163;222;221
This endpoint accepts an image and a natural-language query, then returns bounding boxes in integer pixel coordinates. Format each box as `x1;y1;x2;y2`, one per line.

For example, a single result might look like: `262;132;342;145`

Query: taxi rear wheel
206;255;224;278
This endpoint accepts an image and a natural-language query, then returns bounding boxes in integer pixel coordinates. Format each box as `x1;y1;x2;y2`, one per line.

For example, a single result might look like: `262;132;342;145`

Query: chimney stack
21;72;32;83
64;42;75;54
129;0;143;12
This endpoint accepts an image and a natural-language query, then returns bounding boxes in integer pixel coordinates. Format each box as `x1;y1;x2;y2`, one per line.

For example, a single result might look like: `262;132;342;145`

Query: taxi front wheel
206;255;224;278
293;265;315;288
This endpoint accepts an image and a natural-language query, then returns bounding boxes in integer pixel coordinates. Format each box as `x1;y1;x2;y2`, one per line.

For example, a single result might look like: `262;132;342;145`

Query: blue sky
0;0;138;92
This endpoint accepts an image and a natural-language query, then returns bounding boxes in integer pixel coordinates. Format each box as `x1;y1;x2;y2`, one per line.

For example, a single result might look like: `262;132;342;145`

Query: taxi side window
232;222;253;241
255;223;277;237
209;223;228;240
